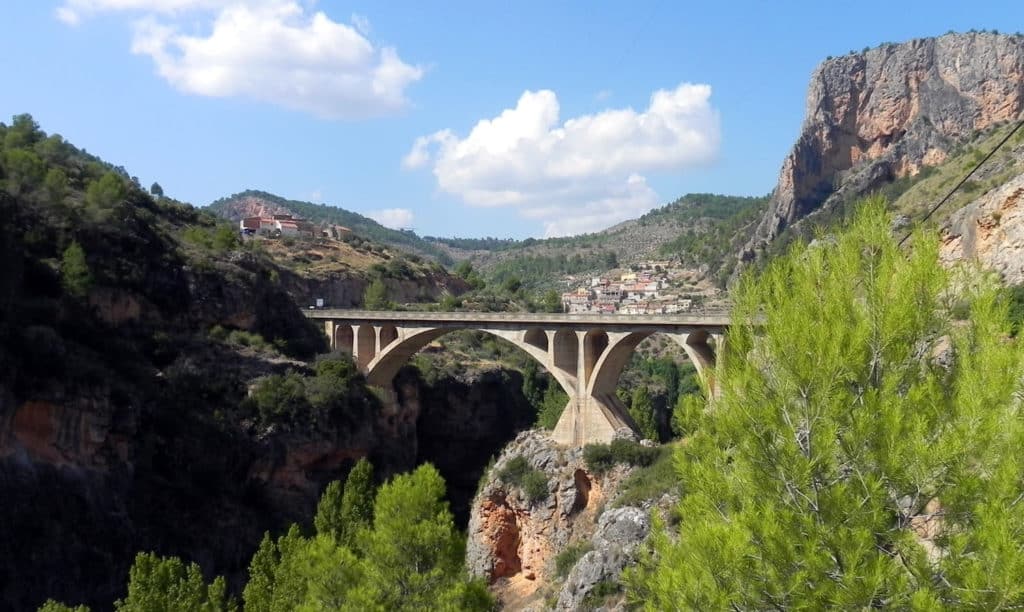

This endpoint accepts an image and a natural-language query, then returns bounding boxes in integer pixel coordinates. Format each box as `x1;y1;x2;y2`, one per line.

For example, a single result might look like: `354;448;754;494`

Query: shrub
583;439;660;475
497;455;549;503
613;446;677;508
555;542;593;578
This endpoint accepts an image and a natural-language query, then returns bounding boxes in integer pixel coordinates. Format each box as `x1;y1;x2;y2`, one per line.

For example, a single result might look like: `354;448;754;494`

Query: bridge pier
310;311;729;447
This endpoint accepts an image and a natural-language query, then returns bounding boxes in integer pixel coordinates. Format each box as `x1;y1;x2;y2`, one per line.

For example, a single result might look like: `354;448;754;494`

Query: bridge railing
304;306;734;325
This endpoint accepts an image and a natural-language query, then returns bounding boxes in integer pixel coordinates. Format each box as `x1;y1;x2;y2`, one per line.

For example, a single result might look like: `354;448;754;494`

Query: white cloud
56;0;235;24
369;208;414;230
351;12;371;36
404;83;720;236
58;1;423;119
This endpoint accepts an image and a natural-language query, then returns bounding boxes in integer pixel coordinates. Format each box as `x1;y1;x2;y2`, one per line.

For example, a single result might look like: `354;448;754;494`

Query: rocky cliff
745;31;1024;259
941;169;1024;284
466;431;661;610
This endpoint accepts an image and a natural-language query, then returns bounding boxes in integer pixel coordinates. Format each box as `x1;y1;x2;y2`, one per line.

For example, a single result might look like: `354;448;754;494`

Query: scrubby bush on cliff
627;199;1024;609
244;357;376;429
535;382;567;430
38;601;89;612
497;455;550;503
583;439;660;474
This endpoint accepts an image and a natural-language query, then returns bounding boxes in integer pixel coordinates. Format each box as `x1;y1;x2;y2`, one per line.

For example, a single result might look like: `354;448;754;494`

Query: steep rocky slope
467;431;669;610
941;170;1024;283
745;31;1024;260
0;117;519;610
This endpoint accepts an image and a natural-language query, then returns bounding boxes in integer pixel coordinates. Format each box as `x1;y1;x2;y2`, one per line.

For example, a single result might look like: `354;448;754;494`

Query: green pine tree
628;387;657;441
362;278;391;310
61;240;93;298
242;533;279;612
535;382;568;430
313;481;345;542
626;197;1024;609
338;458;375;549
115;552;235;612
356;464;491;610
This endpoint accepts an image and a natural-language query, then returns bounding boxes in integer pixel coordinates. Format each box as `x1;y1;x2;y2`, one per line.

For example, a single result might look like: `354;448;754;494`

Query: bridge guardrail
303;307;734;326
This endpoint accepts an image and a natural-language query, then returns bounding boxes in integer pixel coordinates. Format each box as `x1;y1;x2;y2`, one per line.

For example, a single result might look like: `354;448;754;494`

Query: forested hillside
430;193;767;288
0;114;495;611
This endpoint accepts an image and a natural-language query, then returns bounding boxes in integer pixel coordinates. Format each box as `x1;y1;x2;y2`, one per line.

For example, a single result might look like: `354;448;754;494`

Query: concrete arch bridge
305;310;730;447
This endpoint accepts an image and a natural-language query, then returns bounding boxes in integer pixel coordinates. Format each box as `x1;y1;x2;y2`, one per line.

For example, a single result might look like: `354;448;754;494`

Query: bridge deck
304;309;733;327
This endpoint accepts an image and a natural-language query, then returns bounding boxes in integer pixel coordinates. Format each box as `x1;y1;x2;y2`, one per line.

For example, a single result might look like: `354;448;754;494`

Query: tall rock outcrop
745;32;1024;259
941;170;1024;284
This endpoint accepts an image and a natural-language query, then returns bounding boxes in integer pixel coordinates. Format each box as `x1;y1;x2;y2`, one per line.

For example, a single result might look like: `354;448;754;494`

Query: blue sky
1;1;1021;238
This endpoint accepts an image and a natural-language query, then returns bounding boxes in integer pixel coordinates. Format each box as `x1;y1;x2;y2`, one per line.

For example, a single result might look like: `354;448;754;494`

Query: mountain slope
208;189;453;264
428;193;767;288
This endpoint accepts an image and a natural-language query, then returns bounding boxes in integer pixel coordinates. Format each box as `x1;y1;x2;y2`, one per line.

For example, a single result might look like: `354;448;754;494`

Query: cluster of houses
561;262;705;315
239;214;353;241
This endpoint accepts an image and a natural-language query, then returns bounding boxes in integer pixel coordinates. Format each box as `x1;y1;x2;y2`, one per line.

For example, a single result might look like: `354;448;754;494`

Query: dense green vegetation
46;462;492;611
651;193;769;285
487;250;618;290
209;190;453;264
242;356;379;430
582;439;661;475
627;199;1024;608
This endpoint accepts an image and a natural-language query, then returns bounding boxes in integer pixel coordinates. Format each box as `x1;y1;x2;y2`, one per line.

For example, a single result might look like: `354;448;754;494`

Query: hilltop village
560;260;725;314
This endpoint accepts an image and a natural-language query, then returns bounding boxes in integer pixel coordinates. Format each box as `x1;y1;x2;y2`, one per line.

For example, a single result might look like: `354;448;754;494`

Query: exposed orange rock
746;32;1024;260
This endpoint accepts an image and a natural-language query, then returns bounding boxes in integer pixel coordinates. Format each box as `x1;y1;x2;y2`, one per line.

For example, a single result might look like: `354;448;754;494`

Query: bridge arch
586;329;718;398
333;324;354;356
364;327;578;400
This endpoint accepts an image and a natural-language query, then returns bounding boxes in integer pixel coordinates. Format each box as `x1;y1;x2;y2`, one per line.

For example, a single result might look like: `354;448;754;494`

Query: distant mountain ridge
427;193;768;288
208;190;452;263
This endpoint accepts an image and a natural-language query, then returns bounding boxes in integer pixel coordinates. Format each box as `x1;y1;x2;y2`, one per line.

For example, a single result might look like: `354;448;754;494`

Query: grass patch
581;580;621;609
583;439;661;475
613;445;680;508
497;455;550;503
555;542;593;578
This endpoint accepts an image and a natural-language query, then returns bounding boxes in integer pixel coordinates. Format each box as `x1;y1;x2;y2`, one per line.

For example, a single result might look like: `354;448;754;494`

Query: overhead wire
897;118;1024;247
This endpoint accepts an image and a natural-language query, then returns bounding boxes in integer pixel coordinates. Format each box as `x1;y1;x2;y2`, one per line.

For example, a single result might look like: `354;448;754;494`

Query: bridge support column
550;330;636;447
323;320;335;351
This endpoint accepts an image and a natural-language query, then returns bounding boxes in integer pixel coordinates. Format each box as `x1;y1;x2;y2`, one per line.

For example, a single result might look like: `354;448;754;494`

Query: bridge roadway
305;309;732;447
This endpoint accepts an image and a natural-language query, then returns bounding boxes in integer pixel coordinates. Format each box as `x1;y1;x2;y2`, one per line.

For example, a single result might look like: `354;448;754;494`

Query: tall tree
150;182;164;197
312;481;345;542
61;241;93;298
338;458;375;548
115;553;234;612
241;533;277;612
356;464;490;610
362;278;390;310
628;387;657;441
2;149;45;196
627;198;1024;609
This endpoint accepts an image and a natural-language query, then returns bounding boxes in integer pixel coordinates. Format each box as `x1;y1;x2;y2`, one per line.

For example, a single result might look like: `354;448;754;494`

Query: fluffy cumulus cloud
404;84;720;236
57;0;423;119
368;208;414;230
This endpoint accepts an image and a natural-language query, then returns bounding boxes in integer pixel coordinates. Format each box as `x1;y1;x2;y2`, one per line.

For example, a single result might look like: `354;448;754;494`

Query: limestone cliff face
466;431;642;610
746;32;1024;258
941;170;1024;284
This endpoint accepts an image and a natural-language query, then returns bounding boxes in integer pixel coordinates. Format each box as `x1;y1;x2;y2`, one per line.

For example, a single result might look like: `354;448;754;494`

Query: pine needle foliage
626;198;1024;609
